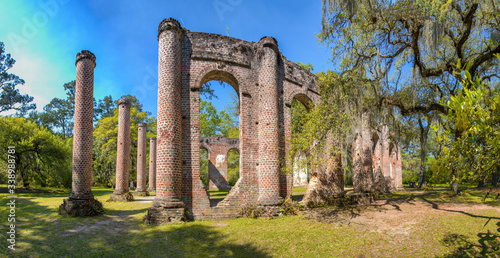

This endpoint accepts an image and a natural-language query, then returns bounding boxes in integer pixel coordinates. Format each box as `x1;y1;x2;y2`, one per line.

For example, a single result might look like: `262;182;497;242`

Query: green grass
208;190;230;200
1;185;499;257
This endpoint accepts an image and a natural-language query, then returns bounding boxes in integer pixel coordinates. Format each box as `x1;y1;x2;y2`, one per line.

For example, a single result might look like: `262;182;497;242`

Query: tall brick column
257;37;283;207
108;98;134;202
144;18;185;225
135;123;149;196
59;50;103;217
148;137;157;192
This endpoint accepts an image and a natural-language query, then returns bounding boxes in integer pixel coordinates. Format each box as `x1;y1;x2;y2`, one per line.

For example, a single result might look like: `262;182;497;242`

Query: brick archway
200;136;239;191
144;18;322;223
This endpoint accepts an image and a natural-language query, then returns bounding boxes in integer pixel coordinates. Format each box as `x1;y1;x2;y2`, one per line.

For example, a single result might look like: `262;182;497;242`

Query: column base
147;187;156;193
143;197;186;225
107;192;134;202
257;196;284;206
59;197;104;217
134;190;150;197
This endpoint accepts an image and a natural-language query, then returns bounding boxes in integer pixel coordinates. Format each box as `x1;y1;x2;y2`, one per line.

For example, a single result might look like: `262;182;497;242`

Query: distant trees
0;117;72;188
0;42;35;115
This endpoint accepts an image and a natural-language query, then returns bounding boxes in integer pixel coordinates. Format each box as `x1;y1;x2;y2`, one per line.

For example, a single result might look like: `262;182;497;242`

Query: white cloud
9;48;73;112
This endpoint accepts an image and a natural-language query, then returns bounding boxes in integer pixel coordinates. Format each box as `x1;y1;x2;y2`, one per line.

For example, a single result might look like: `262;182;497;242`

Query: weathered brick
60;50;103;217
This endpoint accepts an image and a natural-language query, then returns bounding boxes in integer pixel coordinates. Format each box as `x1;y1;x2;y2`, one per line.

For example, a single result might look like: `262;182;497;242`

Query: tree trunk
417;114;431;188
492;166;499;187
302;133;344;207
353;112;374;193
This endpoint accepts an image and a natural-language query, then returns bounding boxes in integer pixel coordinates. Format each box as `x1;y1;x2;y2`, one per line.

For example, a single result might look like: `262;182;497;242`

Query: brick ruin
61;19;404;220
135;123;149;196
108;98;134;202
147;137;157;192
200;136;239;191
143;18;321;224
59;50;103;216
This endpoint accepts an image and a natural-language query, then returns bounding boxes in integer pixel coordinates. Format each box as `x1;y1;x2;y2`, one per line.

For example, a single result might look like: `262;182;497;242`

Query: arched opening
290;96;312;199
198;71;240;207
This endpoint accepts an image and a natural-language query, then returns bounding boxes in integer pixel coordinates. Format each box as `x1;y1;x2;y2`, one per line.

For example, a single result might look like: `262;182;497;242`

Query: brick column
135;123;149;196
59;50;103;217
144;18;185;225
148;137;157;192
257;37;283;207
108;98;134;201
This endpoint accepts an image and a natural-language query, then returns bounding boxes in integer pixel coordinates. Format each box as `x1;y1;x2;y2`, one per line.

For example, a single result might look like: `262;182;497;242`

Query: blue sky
0;0;333;117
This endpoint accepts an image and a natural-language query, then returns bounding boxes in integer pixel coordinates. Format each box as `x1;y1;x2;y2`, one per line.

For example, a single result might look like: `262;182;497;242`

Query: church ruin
60;18;403;221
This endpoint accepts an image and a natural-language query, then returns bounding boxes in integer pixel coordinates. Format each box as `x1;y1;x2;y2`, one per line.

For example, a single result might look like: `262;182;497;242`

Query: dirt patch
61;211;138;236
303;198;500;234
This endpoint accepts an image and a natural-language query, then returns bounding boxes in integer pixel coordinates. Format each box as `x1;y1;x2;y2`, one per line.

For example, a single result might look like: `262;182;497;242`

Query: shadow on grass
441;222;500;257
417;197;500;257
420;197;500;221
4;194;271;257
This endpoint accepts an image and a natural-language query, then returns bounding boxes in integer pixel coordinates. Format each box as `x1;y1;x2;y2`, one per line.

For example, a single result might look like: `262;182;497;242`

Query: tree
0;42;35;115
43;98;73;138
433;57;500;188
320;0;500;190
0;116;72;188
95;95;115;121
199;100;236;138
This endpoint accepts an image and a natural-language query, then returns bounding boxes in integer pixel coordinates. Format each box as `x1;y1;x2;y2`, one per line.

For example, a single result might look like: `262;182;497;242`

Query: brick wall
200;136;239;191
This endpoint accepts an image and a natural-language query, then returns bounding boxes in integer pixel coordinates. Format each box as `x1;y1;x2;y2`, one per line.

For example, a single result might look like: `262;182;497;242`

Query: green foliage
0;42;35;115
432;58;500;186
279;197;306;215
199;100;236;138
295;62;314;72
227;149;239;186
200;148;209;186
286;70;350;177
0;116;72;187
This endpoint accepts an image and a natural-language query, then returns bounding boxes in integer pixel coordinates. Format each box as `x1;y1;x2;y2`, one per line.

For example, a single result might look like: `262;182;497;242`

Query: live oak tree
320;0;500;188
0;116;72;188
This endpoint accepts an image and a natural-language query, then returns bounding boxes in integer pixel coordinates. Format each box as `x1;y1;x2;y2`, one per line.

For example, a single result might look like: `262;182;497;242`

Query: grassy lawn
1;185;499;257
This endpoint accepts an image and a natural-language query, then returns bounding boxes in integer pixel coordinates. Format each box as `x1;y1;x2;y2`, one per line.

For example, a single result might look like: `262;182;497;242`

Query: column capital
138;122;147;128
117;97;132;107
158;18;183;40
75;50;96;67
259;36;278;52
